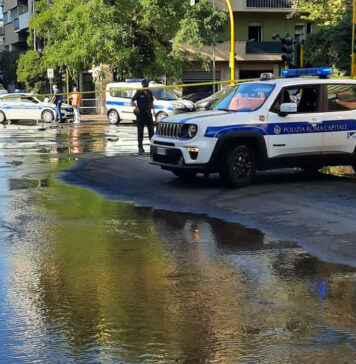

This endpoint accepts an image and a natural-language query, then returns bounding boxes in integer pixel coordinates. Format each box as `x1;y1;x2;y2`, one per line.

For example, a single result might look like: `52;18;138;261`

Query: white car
151;68;356;187
105;79;196;124
0;93;74;123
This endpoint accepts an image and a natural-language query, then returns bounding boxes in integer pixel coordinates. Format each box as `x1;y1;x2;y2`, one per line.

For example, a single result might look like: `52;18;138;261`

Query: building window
307;22;312;34
11;8;18;22
248;23;262;42
18;0;29;15
295;24;306;41
3;12;10;25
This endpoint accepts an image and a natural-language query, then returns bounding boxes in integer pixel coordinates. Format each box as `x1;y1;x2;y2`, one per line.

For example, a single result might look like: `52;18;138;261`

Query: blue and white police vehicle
105;79;196;124
151;68;356;187
0;93;74;123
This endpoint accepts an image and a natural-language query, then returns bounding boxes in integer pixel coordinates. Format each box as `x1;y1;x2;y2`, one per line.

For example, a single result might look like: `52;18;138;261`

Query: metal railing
246;0;292;8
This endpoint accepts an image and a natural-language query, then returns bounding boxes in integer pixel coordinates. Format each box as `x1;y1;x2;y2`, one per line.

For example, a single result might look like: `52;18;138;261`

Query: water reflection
0;175;355;363
0;124;355;363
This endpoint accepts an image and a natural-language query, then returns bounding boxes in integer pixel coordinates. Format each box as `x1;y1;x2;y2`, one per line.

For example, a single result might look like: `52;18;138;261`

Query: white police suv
105;79;196;124
0;93;74;123
150;68;356;187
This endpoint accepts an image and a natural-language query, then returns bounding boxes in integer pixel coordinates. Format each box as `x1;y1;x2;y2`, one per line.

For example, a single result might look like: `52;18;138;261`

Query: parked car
0;93;74;123
195;85;234;111
183;92;213;103
105;79;196;124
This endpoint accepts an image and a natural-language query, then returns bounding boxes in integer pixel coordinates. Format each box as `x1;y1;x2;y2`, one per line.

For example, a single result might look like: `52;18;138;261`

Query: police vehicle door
21;97;41;119
3;97;21;120
268;85;324;157
323;84;356;154
109;88;136;121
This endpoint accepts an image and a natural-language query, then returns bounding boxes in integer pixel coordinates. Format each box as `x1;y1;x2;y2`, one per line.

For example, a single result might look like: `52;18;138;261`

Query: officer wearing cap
131;79;155;154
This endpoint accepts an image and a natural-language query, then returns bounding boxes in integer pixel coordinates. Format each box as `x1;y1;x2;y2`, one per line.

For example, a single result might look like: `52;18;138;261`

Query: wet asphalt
0;120;355;362
57;121;356;268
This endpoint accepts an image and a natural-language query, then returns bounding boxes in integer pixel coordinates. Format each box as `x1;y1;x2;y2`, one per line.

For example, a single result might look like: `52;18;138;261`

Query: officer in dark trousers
131;79;155;154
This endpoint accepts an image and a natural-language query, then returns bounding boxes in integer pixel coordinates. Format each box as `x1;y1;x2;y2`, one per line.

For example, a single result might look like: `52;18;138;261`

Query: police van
105;79;196;124
150;68;356;187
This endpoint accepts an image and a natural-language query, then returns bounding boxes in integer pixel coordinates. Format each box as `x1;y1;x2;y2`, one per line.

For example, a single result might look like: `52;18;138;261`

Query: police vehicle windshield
151;89;178;101
214;83;275;112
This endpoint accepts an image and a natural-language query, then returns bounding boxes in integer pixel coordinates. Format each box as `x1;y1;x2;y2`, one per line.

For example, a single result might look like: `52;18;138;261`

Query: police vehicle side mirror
279;103;297;117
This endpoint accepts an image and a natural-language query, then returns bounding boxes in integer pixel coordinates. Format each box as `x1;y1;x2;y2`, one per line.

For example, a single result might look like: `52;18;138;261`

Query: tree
17;50;49;92
292;0;352;26
304;12;352;74
17;0;227;88
292;0;352;73
0;50;20;88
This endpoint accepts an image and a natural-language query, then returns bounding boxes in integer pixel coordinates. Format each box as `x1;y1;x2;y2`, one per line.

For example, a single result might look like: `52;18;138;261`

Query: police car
105;79;196;124
150;68;356;187
0;93;74;123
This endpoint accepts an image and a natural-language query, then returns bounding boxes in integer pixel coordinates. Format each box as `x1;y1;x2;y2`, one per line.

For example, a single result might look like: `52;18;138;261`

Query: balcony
246;41;282;54
246;0;292;8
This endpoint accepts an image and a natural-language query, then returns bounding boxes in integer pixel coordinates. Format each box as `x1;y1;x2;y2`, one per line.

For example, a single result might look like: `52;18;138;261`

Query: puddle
0;123;355;363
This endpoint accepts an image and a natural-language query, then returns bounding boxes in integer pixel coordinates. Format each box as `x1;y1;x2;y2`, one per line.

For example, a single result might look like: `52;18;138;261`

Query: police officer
131;79;155;154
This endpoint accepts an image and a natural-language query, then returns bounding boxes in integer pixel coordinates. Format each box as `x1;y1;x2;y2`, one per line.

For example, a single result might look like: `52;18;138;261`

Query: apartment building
1;0;32;51
182;0;312;86
0;18;5;52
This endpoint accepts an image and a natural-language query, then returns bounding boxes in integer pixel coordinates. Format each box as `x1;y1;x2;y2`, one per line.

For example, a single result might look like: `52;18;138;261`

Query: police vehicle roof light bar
125;78;146;83
281;67;333;78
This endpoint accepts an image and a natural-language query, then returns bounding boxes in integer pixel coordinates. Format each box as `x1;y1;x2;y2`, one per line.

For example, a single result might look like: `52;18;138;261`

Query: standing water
0;123;355;363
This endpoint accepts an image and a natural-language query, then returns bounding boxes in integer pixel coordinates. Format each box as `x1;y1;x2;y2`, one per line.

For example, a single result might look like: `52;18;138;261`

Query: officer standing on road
50;84;63;123
131;79;155;154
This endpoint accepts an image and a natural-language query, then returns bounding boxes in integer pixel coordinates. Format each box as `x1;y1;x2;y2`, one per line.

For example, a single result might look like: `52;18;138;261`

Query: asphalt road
61;151;356;268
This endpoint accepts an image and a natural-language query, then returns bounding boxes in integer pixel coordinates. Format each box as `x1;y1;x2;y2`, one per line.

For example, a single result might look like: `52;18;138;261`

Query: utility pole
352;0;356;77
190;0;235;84
212;0;216;93
32;0;36;50
225;0;235;84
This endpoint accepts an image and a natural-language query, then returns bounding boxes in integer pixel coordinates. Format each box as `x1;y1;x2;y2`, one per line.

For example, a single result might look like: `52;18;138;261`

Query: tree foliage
17;0;227;89
292;0;352;73
304;11;352;74
17;50;49;92
0;50;20;88
292;0;352;26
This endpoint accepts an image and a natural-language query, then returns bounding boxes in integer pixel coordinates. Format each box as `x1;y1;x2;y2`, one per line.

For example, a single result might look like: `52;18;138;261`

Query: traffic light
292;41;301;68
113;67;118;81
281;35;294;67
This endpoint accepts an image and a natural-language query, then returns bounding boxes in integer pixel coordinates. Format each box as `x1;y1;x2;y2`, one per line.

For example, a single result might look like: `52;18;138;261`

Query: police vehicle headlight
188;124;197;138
171;102;185;109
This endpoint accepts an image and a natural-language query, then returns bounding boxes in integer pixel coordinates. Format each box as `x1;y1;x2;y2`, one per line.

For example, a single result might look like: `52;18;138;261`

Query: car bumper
150;137;217;172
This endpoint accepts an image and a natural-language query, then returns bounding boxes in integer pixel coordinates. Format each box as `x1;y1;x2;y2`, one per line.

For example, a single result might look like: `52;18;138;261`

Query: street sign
47;68;54;79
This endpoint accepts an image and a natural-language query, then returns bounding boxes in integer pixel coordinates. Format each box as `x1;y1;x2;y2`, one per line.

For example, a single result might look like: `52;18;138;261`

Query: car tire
156;112;168;123
172;170;197;179
42;110;55;123
219;145;256;188
0;111;6;123
108;110;120;125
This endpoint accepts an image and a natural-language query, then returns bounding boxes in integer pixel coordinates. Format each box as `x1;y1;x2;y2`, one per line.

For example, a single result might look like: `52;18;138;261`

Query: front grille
156;122;183;138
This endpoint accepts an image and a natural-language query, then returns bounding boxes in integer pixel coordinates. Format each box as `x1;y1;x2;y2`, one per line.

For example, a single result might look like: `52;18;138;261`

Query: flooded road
0;122;355;363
